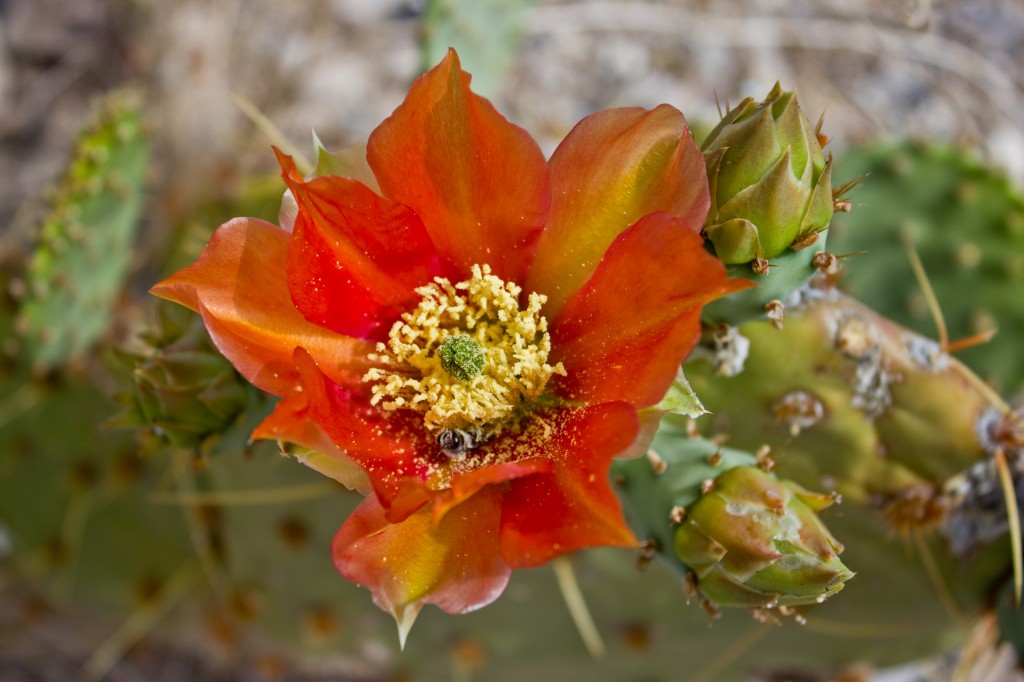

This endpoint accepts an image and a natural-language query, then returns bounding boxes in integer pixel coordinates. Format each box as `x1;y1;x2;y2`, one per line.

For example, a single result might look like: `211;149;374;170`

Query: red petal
367;49;549;284
499;403;641;568
150;218;372;396
252;376;371;493
432;457;551;524
527;105;709;316
549;213;752;407
287;348;434;522
334;488;510;616
277;151;441;340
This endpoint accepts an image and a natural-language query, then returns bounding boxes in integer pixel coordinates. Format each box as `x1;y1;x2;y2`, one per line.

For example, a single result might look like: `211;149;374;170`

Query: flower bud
112;305;256;450
675;465;853;608
702;83;834;264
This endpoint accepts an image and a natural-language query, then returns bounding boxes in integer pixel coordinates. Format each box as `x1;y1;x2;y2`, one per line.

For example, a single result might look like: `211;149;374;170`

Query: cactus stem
994;447;1022;606
552;556;606;659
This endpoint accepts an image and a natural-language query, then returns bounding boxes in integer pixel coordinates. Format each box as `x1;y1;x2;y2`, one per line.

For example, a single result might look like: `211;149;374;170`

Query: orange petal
151;218;373;396
333;488;510;618
527;105;709;316
277;151;441;340
499;403;641;568
366;49;549;284
549;212;752;408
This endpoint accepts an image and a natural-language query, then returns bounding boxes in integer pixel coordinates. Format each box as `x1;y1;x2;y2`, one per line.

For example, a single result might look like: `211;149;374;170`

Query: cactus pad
16;89;150;369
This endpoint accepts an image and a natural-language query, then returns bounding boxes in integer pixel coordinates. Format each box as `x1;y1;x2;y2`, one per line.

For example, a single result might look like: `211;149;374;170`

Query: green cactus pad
701;233;829;325
17;90;150;369
829;141;1024;395
688;289;995;503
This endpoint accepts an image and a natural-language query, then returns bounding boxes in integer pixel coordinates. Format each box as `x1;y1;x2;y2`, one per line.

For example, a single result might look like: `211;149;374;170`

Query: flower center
363;264;565;436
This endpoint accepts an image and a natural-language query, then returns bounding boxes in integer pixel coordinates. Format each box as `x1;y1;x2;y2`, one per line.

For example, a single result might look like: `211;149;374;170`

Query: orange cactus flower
152;49;749;638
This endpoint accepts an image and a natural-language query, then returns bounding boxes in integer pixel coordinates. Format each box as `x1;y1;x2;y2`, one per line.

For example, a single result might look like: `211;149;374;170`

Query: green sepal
648;369;706;418
706;218;762;265
311;131;376;188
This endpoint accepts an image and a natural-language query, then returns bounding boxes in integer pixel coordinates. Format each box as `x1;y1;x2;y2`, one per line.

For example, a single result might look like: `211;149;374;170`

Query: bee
437;426;494;461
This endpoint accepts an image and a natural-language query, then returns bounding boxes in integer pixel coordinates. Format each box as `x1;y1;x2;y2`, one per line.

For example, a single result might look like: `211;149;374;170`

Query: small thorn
646;449;667;475
814;109;829;148
945;328;998;353
833;174;867;200
790;231;821;252
995;448;1022;607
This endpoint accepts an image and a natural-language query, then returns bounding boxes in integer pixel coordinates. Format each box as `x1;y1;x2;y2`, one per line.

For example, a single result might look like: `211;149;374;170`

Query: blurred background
1;1;1024;680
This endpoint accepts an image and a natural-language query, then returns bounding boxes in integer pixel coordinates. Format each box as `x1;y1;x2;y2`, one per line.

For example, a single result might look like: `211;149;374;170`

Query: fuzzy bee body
437;426;493;460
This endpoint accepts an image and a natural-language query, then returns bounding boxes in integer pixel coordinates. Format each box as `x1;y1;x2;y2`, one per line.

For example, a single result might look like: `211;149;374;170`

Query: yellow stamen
363;264;565;434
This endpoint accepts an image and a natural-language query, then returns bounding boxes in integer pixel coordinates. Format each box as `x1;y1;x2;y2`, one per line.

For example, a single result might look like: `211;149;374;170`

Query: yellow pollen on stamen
362;264;566;434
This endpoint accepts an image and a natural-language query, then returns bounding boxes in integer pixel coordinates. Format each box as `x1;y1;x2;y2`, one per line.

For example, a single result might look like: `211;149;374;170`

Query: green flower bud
111;304;256;450
675;466;853;608
702;83;834;264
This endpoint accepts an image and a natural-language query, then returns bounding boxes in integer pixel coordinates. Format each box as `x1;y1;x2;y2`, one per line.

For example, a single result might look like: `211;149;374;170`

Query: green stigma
438;334;485;382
